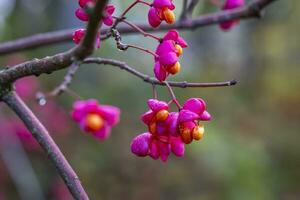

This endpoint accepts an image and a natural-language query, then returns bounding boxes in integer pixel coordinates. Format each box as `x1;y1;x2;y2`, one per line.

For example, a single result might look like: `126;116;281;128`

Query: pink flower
154;30;188;81
178;98;211;144
131;99;184;162
71;99;120;141
72;29;101;48
219;0;245;30
102;4;115;26
148;0;176;28
131;132;184;162
75;2;115;26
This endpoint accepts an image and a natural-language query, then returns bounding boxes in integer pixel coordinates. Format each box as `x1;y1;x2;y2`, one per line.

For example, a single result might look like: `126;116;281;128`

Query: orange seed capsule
86;114;104;132
163;7;175;24
175;44;183;56
156;110;169;122
181;128;193;144
149;121;157;134
192;125;205;141
168;62;181;75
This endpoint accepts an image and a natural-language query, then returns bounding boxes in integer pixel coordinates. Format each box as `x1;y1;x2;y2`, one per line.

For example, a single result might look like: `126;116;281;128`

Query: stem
127;44;158;58
164;81;182;109
120;0;151;18
152;84;158;99
2;91;89;200
119;18;161;41
84;57;237;88
49;62;80;97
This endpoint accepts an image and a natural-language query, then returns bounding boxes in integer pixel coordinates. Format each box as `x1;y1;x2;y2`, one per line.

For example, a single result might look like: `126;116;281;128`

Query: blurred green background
0;0;299;199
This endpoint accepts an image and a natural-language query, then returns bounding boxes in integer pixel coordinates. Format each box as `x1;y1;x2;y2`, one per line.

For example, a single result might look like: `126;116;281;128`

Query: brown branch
0;0;278;55
1;91;88;200
0;0;108;84
49;62;80;97
0;0;109;199
83;57;237;88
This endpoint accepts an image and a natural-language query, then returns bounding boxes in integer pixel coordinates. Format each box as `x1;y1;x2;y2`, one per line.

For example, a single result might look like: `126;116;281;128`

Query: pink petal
177;37;188;48
178;109;199;123
163;29;179;41
103;16;114;26
159;52;178;67
79;0;94;8
142;113;154;127
83;99;99;113
157;141;171;162
154;62;167;82
150;140;160;160
156;40;176;56
75;8;89;21
72;29;86;44
166;112;179;136
219;20;238;30
93;123;111;140
199;110;212;121
105;4;115;15
170;137;185;157
131;133;151;157
97;105;120;126
148;7;162;28
223;0;245;10
153;0;173;8
71;100;87;122
141;110;155;125
183;98;206;115
182;121;196;130
147;99;168;112
156;122;167;136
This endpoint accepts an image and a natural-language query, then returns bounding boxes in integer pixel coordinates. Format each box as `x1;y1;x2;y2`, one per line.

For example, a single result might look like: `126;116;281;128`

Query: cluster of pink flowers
73;0;115;48
131;98;211;162
219;0;245;30
154;29;188;81
71;99;120;140
148;0;176;28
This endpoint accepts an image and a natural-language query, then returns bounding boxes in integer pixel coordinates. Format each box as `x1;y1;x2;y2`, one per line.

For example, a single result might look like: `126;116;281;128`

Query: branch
1;91;88;200
83;57;237;88
48;62;80;97
0;0;278;55
0;0;109;199
0;0;108;84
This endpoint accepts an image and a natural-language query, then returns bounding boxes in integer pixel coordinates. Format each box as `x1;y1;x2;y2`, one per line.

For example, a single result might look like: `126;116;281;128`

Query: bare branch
1;91;89;200
0;0;278;56
83;57;237;88
0;0;110;199
49;62;80;97
0;0;108;84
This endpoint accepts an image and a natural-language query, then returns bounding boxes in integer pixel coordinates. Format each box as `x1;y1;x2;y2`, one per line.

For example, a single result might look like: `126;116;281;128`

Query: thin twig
164;81;182;109
83;57;237;88
1;91;89;200
0;0;110;199
0;0;278;55
49;62;80;97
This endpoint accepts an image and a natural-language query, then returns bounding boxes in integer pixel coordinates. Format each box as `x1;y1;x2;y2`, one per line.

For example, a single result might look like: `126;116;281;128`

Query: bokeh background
0;0;299;199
